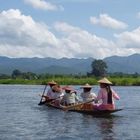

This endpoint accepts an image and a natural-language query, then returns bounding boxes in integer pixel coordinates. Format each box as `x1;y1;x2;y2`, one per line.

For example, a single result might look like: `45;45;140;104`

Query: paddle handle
39;85;47;104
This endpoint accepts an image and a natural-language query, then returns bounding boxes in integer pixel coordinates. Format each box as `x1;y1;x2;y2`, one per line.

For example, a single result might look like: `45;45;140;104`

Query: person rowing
45;80;58;100
48;84;64;106
39;80;64;105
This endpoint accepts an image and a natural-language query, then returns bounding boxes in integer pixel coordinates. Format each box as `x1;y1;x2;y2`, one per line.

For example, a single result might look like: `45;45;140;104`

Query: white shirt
46;88;54;99
62;92;79;104
53;92;64;100
81;91;97;102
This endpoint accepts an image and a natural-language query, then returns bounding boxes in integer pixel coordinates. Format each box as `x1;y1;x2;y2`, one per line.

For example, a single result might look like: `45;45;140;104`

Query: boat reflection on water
98;117;115;140
80;114;122;140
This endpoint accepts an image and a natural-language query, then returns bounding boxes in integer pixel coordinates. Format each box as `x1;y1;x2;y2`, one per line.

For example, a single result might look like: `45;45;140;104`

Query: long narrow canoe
41;101;122;116
69;108;123;116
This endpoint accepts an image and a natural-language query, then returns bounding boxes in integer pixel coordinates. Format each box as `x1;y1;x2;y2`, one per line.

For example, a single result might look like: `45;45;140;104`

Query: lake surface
0;85;140;140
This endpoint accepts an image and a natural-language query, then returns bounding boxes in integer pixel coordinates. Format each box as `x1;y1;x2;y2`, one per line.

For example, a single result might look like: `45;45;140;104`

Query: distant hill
104;53;140;74
0;53;140;75
0;56;94;75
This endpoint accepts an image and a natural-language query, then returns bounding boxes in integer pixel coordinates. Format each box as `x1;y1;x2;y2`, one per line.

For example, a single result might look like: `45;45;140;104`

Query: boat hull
42;102;122;116
69;108;122;116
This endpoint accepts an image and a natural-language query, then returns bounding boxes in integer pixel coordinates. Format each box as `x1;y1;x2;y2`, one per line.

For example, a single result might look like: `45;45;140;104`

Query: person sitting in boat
41;80;58;101
45;80;57;100
94;77;120;110
61;86;79;106
80;83;97;110
50;84;64;106
80;83;97;102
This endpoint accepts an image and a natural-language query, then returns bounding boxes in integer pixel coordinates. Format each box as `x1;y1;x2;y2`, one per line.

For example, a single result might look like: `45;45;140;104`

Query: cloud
0;9;60;57
0;9;139;59
54;22;121;58
24;0;63;11
90;14;128;30
115;27;140;48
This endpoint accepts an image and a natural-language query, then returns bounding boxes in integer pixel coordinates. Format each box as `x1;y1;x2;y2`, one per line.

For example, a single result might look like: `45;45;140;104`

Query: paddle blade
38;101;46;105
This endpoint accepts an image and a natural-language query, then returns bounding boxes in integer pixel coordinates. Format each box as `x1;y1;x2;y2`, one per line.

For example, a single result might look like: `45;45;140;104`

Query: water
0;85;140;140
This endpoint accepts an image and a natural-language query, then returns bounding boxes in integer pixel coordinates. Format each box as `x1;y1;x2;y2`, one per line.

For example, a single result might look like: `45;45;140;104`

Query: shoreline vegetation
0;76;140;86
1;60;139;86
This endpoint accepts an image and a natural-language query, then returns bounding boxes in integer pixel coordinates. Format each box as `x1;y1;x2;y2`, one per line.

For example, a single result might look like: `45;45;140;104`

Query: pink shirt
97;88;120;105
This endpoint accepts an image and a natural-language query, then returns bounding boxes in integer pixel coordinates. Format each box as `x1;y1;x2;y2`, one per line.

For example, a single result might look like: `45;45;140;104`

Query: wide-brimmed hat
80;83;92;89
48;80;57;85
98;77;112;85
52;85;62;92
62;86;74;91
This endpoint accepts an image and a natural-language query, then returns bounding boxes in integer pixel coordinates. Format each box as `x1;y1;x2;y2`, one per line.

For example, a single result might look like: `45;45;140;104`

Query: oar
62;99;95;111
38;85;47;105
38;94;64;105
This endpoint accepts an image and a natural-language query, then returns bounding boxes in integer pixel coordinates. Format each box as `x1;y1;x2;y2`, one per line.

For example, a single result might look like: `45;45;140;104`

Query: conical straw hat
48;80;57;85
98;77;112;85
62;86;74;91
52;85;62;92
80;83;92;88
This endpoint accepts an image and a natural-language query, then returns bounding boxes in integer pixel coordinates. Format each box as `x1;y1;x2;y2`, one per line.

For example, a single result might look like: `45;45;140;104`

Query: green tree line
0;60;140;85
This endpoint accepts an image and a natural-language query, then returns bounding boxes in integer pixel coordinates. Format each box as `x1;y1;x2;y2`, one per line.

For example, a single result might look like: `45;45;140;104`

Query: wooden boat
41;101;122;116
69;108;122;116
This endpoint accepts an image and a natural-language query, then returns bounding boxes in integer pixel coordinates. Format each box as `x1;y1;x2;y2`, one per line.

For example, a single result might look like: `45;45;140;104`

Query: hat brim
98;80;112;85
62;86;74;91
80;86;92;88
48;82;57;85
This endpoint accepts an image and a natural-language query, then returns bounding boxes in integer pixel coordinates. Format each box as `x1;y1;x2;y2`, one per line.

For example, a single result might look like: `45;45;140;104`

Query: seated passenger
94;77;120;110
80;83;97;102
61;86;79;106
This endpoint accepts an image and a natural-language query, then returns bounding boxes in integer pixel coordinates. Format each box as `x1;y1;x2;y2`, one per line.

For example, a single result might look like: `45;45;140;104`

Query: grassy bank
0;77;97;85
0;76;140;86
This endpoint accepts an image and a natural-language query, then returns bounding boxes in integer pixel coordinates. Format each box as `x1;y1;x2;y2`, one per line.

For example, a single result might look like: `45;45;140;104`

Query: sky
0;0;140;59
